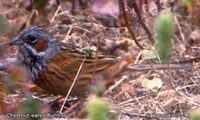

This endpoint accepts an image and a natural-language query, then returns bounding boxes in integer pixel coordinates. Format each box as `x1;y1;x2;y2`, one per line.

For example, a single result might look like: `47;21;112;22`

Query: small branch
130;0;154;43
119;0;143;49
174;15;185;41
122;112;147;119
50;5;61;24
172;56;200;64
0;58;194;75
127;63;192;71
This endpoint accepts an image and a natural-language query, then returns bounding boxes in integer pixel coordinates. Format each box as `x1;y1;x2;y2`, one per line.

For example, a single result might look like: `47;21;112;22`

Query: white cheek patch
23;43;45;58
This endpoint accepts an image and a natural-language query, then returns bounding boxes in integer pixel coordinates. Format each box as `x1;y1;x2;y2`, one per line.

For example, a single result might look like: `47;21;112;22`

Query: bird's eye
26;35;37;45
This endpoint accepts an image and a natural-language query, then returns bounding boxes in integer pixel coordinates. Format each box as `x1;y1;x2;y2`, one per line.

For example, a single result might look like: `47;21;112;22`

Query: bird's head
9;26;57;53
9;26;61;70
9;26;61;79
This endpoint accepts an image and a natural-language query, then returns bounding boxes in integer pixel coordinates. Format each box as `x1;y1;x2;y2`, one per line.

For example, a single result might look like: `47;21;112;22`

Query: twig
113;82;135;99
119;0;143;49
127;63;192;71
50;5;61;24
172;56;200;63
63;25;74;42
59;56;86;113
174;15;185;41
26;9;39;26
134;51;142;64
64;101;81;115
129;0;154;43
92;33;102;83
118;98;134;106
105;76;127;94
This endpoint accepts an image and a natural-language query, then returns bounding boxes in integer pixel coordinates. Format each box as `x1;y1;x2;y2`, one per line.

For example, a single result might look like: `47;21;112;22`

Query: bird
9;26;130;97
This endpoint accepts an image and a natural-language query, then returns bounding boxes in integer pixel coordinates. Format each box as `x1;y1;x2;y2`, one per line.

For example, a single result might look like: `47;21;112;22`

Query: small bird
9;26;129;97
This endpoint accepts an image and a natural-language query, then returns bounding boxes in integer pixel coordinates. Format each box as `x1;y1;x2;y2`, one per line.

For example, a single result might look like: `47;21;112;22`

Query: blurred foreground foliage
155;10;174;63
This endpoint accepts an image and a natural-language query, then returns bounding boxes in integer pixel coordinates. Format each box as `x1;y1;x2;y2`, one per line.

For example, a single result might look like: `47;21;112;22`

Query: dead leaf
139;75;163;91
141;49;157;60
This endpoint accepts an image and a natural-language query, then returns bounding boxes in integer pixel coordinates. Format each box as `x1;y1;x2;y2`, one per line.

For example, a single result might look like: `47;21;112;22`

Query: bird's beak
9;37;23;46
